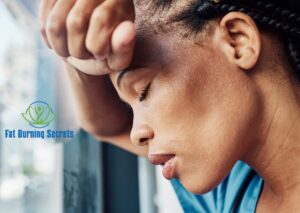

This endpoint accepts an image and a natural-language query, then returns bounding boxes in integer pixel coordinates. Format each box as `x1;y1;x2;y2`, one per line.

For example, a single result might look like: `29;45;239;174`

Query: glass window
0;1;62;212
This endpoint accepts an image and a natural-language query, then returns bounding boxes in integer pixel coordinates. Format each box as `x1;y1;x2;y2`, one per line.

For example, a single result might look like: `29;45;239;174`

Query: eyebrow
117;68;136;89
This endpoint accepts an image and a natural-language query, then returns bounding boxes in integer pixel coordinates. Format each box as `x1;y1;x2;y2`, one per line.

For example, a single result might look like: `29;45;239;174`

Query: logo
22;101;56;128
4;100;74;140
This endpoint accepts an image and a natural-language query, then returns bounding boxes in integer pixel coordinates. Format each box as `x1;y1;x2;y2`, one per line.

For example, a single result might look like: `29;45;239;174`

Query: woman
40;0;300;212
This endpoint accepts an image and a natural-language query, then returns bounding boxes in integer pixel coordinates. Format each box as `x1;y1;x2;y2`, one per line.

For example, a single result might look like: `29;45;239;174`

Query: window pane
0;1;62;213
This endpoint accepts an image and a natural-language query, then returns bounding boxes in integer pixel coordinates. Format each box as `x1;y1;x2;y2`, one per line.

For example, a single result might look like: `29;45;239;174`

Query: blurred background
0;0;183;213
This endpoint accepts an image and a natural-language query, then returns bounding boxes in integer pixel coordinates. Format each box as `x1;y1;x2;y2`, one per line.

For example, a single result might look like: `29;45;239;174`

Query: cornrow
192;0;300;79
214;2;300;38
252;1;300;26
287;37;300;72
221;1;300;24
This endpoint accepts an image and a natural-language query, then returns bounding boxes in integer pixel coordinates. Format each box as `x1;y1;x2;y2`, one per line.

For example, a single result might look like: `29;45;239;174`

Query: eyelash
138;82;151;102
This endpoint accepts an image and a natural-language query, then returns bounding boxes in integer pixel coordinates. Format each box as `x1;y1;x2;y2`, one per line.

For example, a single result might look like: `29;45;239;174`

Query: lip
148;154;176;180
148;154;175;165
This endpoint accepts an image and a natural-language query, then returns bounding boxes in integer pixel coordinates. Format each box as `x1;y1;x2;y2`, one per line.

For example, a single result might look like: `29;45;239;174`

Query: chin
181;180;217;195
178;173;226;195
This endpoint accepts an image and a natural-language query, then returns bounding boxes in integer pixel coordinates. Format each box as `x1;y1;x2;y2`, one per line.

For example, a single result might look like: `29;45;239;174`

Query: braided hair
170;0;300;79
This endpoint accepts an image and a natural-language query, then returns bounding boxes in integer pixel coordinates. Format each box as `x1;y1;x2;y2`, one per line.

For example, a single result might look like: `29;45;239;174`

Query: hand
39;0;136;75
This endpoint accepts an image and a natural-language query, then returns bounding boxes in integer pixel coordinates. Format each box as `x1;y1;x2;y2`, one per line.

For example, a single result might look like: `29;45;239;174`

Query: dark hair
147;0;300;79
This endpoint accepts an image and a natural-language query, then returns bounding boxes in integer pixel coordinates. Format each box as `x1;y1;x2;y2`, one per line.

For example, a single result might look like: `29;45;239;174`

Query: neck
243;66;300;206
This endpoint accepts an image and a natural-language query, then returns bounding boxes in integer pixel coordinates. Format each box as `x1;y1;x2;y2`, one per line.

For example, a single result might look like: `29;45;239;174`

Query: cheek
183;75;261;193
143;72;201;143
147;65;261;193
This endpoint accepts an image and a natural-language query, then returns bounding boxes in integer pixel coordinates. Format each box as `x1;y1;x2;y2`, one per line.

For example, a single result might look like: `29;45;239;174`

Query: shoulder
171;161;263;213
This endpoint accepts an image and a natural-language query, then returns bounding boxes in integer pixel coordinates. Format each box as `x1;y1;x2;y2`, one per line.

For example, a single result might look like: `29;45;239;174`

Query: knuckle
46;14;65;36
91;8;113;28
66;12;87;32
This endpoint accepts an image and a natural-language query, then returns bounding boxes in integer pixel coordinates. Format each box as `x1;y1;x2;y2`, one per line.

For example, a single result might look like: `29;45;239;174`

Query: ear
215;12;261;70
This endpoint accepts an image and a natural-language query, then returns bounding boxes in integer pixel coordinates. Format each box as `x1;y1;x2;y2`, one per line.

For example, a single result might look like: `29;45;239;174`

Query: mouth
148;154;176;180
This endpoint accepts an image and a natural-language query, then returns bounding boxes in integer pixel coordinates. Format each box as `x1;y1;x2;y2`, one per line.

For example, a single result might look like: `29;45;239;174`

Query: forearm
64;62;132;137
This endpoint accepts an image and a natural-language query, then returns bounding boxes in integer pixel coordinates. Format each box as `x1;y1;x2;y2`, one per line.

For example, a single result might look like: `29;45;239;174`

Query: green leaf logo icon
22;101;56;128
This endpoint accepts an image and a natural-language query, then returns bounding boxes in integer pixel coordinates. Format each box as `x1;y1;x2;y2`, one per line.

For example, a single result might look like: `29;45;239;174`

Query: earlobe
218;12;261;70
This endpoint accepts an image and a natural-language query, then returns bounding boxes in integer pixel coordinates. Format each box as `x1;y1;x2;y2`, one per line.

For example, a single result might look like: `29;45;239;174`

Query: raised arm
39;0;147;156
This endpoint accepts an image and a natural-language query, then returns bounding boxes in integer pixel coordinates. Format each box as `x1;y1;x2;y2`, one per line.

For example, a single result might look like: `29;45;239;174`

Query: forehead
109;29;187;90
109;34;164;86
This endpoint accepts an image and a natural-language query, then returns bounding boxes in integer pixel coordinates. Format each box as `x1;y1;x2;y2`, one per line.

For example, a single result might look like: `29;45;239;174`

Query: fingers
86;2;124;59
46;0;76;57
39;0;57;48
108;21;136;71
65;18;136;75
66;0;103;59
40;0;136;74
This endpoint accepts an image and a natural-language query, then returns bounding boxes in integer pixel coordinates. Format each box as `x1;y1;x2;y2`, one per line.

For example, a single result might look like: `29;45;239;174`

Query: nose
130;118;154;146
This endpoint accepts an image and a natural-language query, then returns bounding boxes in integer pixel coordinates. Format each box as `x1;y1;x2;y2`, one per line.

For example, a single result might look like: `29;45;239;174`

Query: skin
109;13;263;194
40;0;300;212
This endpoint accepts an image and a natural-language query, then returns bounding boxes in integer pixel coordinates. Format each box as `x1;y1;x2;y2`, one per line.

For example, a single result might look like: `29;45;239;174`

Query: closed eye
138;82;151;102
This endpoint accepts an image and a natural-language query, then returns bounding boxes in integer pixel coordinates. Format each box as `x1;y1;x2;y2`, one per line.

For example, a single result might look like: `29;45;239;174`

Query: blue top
171;161;263;213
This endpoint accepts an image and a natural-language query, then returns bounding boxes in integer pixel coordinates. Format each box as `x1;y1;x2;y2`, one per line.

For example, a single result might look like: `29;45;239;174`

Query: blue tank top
171;161;263;213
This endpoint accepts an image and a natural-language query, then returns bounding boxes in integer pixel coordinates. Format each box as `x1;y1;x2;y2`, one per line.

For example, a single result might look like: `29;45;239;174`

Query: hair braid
194;0;300;79
286;37;300;72
214;2;300;38
248;1;300;26
216;0;300;25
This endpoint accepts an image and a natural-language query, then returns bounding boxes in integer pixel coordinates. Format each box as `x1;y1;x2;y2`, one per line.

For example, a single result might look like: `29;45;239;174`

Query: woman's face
110;24;262;194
